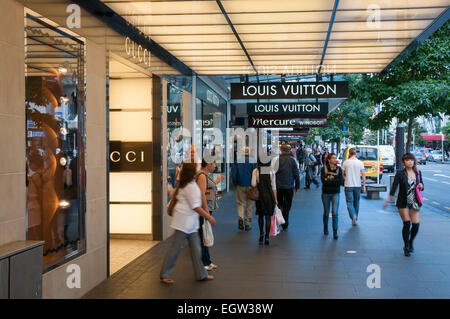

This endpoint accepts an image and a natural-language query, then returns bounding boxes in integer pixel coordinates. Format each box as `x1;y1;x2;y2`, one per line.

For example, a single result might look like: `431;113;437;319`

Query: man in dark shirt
273;145;300;230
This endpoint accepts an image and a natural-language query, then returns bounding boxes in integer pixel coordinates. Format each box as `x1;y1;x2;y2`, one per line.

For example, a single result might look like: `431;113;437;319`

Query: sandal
204;275;214;280
204;265;214;271
160;278;174;284
209;263;218;269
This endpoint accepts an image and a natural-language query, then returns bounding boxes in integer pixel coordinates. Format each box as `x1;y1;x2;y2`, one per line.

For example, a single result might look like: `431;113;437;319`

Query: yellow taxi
342;145;383;181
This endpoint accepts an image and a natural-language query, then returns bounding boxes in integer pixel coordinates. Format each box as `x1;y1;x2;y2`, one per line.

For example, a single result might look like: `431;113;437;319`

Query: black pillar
152;75;162;241
395;125;405;171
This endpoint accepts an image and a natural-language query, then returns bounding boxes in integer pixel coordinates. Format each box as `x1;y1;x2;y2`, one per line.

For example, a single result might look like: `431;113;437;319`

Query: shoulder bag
415;170;424;204
246;168;259;201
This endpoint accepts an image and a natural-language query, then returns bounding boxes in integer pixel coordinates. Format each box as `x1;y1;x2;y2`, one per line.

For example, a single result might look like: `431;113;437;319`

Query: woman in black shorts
384;153;424;256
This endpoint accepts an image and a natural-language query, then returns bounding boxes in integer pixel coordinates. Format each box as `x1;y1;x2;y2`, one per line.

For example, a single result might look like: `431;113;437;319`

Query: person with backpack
252;160;278;245
320;153;344;239
383;153;424;257
231;147;258;231
160;163;216;284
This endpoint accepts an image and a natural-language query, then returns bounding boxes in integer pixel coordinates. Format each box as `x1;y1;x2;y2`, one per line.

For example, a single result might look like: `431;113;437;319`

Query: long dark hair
402;153;418;173
178;163;198;189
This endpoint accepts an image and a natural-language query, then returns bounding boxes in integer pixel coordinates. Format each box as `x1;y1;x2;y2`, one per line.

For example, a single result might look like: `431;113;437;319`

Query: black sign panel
247;102;328;115
203;114;214;128
231;82;348;99
167;103;181;128
249;116;327;128
109;141;152;172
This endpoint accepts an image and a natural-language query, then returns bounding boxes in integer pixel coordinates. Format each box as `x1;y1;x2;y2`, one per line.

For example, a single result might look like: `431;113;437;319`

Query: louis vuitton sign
231;82;348;99
247;102;328;116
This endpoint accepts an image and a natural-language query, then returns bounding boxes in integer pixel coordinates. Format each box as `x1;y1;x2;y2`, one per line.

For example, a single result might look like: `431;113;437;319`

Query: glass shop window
25;14;86;271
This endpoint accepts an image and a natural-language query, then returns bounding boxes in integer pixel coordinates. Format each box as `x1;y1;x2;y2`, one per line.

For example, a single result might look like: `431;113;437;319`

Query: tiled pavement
84;178;450;299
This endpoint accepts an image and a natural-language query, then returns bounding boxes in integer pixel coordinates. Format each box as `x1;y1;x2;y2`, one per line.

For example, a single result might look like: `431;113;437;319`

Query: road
380;162;450;215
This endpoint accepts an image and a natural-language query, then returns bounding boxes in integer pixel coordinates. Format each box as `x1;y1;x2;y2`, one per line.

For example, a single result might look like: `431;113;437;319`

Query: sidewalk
84;178;450;299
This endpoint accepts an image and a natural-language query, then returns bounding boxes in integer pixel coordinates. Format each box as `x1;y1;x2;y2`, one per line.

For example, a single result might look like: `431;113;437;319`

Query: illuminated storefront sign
231;82;348;99
109;141;152;172
125;37;150;69
249;116;327;128
247;102;328;116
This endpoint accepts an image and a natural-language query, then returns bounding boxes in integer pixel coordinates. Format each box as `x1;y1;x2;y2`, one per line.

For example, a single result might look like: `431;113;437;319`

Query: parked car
413;151;427;165
379;145;395;172
429;150;443;161
421;148;433;160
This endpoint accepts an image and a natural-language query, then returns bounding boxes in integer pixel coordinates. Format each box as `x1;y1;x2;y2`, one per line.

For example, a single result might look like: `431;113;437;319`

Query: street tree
367;21;450;152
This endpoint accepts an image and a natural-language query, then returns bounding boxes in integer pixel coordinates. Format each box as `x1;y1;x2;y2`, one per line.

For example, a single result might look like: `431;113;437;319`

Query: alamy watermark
366;264;381;289
169;128;281;174
66;264;81;289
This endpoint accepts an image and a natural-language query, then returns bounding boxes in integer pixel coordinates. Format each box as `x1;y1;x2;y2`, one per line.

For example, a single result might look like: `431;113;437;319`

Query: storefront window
197;79;227;192
166;77;192;190
25;15;86;271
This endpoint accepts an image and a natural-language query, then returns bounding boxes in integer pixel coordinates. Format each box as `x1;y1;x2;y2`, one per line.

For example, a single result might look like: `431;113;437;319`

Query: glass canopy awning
100;0;449;75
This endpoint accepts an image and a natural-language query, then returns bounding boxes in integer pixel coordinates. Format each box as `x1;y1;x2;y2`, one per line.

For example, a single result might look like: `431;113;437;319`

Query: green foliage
413;120;427;146
319;74;374;143
317;21;449;145
442;122;450;137
368;20;450;130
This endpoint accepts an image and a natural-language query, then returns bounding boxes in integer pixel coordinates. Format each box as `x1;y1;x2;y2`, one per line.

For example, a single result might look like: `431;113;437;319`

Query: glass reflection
25;15;85;270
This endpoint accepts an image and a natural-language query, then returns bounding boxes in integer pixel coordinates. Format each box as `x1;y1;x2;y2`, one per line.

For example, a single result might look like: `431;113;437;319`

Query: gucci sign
125;37;151;69
109;141;152;172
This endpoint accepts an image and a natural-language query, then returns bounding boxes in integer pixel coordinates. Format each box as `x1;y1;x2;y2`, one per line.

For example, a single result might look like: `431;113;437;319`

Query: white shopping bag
202;219;214;247
275;206;285;225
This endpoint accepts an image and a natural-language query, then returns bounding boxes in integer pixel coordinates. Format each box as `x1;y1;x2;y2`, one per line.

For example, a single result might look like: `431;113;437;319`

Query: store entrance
108;55;159;275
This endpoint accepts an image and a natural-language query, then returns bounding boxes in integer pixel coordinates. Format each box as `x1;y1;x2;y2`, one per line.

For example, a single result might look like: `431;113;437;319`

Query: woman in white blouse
160;163;216;284
252;160;278;245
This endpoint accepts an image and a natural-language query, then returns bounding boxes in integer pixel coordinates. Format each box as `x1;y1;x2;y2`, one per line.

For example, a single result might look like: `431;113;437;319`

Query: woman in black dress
384;153;424;256
251;160;278;245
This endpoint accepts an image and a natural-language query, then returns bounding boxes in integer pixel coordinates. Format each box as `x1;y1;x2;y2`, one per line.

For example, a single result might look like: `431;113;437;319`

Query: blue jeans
345;187;361;220
199;212;213;266
322;193;340;231
160;230;208;281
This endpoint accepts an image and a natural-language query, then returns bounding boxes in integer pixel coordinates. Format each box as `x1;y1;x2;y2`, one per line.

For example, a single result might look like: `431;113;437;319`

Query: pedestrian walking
320;153;344;239
296;144;305;171
160;163;216;284
321;148;329;168
231;147;258;231
383;153;424;257
252;160;278;245
342;148;366;226
304;148;319;189
273;144;300;230
314;148;322;176
196;160;223;271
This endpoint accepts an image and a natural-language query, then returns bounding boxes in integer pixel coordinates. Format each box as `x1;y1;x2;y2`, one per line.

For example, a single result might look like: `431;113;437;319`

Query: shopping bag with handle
270;213;280;237
202;219;214;247
274;206;285;225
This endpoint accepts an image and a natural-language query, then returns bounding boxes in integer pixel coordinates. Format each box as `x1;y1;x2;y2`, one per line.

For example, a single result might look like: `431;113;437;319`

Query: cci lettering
109;141;152;172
